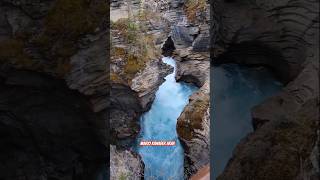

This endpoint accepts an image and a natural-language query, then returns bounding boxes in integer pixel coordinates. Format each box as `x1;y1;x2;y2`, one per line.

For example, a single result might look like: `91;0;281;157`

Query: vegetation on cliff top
111;11;159;84
184;0;207;23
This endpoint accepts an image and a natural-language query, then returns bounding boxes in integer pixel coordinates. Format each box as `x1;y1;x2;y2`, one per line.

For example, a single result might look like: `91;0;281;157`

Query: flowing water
212;64;283;179
137;57;198;180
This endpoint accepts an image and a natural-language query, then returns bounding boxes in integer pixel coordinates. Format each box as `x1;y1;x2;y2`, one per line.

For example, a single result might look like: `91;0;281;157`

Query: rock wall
0;69;106;179
0;0;108;179
212;0;319;179
110;145;144;180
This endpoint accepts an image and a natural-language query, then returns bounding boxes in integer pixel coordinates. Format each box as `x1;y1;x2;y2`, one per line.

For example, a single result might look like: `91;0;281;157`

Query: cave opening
212;41;290;84
162;36;176;57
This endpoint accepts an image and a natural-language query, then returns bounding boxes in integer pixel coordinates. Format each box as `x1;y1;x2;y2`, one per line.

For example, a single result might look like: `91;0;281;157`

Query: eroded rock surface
110;145;144;180
131;59;173;111
175;48;210;87
212;0;319;179
177;81;210;177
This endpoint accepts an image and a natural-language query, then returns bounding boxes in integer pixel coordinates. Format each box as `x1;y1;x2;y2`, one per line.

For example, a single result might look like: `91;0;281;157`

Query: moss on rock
177;92;209;141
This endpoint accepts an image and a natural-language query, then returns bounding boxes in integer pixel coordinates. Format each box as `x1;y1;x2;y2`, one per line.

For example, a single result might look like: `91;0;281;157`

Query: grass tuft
184;0;207;22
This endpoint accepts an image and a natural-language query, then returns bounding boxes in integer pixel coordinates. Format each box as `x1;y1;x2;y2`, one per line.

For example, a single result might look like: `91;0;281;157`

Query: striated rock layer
212;0;319;179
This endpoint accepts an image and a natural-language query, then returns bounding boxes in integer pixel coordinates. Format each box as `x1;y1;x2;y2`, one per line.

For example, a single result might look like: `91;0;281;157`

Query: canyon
110;0;210;179
0;0;318;180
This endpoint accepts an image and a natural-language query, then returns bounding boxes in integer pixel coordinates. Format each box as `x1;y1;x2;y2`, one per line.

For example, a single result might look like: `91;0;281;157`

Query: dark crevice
162;36;176;57
212;41;291;84
176;75;203;88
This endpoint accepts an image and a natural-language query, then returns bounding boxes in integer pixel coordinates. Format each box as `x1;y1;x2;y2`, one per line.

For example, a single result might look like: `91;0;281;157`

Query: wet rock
177;81;210;178
131;59;173;111
175;48;210;87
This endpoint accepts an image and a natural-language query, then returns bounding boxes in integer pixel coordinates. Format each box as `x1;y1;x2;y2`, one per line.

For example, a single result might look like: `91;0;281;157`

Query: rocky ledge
131;60;173;111
174;47;210;87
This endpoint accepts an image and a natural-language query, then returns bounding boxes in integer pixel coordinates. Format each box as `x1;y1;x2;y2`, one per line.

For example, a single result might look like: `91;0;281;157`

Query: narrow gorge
0;0;318;180
110;0;210;179
137;57;198;179
111;0;319;179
